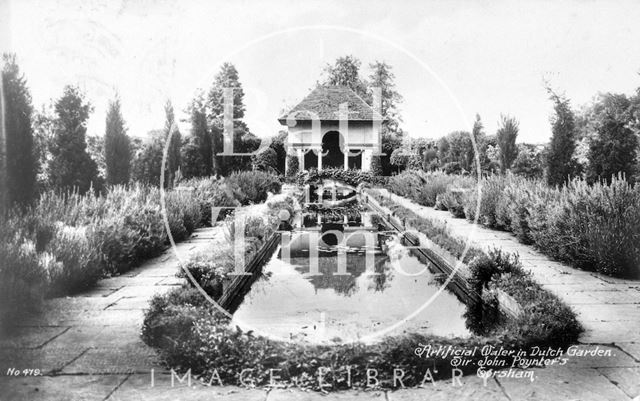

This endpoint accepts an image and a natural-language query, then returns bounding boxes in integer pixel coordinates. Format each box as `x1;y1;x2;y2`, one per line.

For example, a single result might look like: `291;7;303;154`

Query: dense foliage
285;154;299;178
1;54;37;208
322;56;404;176
296;167;385;187
0;172;282;327
546;89;578;186
47;85;101;194
586;94;638;184
495;115;519;173
387;170;475;208
104;96;131;185
387;171;640;277
225;171;282;205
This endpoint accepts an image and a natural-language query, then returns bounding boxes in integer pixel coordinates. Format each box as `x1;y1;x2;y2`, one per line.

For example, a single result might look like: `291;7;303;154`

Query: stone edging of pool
364;192;523;320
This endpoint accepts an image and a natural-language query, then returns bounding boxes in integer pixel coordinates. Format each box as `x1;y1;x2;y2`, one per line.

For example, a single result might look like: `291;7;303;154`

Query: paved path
1;192;640;400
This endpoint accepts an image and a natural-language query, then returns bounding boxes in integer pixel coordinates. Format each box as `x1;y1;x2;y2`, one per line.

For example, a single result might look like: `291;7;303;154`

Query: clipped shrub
0;232;48;327
286;154;299;179
467;248;523;293
141;286;208;349
476;174;509;228
225;171;282;205
435;189;467;217
182;176;240;225
47;223;102;295
370;155;383;176
297;168;385;188
388;170;455;207
550;176;640;276
251;147;279;173
165;190;203;241
177;253;233;300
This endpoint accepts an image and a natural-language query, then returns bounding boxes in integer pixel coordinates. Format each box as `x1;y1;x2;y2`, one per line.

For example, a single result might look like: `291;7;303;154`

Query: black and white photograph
1;1;640;400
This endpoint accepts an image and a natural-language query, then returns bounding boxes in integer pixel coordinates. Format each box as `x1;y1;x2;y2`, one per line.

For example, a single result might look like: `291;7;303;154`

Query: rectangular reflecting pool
230;204;475;343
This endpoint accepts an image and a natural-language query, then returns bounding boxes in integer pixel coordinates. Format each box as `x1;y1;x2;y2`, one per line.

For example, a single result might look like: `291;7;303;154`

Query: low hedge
454;174;640;278
388;170;475;208
296;168;386;188
391;171;640;278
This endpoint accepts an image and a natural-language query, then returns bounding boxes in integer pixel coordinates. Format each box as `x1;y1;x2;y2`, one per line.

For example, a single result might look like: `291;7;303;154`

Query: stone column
361;149;372;172
344;147;349;170
297;148;303;171
317;149;322;171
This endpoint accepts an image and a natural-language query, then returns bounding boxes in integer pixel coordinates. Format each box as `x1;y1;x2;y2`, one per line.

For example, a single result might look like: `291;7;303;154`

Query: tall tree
546;88;577;186
368;61;403;132
471;114;491;174
87;135;106;179
164;100;181;187
512;143;544;179
48;85;100;194
496;114;519;173
322;55;369;100
268;130;288;174
207;63;246;130
443;131;474;173
131;130;163;186
206;63;255;175
180;135;205;179
188;92;212;176
368;60;404;175
104;95;131;185
1;54;37;206
587;93;638;183
32;104;56;185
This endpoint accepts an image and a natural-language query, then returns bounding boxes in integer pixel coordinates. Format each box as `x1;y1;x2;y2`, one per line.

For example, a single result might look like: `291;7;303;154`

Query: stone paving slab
0;326;69;349
598;366;640;399
616;342;640;361
0;345;84;375
105;296;159;310
268;389;386;400
51;325;143;349
384;374;508;401
0;374;128;401
61;345;159;375
580;321;640;344
560;345;638;368
497;366;632;401
107;374;267;401
44;308;146;327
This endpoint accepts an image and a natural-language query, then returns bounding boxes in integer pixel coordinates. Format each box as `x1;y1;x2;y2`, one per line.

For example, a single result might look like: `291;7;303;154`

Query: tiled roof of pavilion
278;85;384;124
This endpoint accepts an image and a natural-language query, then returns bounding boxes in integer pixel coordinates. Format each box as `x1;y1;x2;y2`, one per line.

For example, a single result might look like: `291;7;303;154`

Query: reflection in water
231;234;476;343
228;195;500;344
288;253;389;297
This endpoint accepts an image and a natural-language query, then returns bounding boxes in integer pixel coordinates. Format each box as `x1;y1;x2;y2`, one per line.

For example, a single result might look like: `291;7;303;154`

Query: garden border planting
388;170;640;278
0;172;283;328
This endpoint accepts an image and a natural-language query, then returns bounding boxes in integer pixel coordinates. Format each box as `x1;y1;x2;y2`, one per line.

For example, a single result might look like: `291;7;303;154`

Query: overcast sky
3;0;640;143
